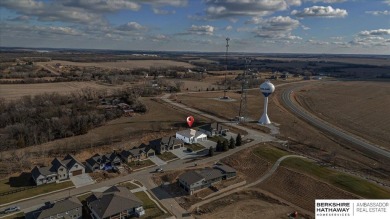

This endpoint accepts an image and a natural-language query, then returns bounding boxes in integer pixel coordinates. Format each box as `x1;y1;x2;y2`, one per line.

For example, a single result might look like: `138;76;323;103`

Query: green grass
1;212;25;219
252;145;289;163
157;152;178;161
77;192;92;202
282;158;390;199
185;143;205;152
134;191;171;219
119;181;140;190
0;181;74;205
127;159;155;170
208;135;227;143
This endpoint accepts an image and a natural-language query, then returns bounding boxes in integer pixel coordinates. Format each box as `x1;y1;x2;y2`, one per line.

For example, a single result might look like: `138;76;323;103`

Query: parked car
156;167;163;173
187;148;193;152
4;206;20;213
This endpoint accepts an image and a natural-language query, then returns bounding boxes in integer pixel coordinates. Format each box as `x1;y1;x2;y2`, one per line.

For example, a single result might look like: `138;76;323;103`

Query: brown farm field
295;81;390;149
0;81;126;100
39;60;194;69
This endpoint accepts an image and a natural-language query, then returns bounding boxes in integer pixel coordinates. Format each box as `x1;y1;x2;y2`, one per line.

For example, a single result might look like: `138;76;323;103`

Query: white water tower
259;80;275;124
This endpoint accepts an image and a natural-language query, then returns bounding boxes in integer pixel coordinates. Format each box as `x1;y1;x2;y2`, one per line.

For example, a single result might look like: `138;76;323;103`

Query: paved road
281;84;390;159
189;155;305;212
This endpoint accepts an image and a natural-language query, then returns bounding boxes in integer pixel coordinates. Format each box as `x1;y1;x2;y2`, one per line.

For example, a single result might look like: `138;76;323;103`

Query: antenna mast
238;58;249;121
223;37;230;99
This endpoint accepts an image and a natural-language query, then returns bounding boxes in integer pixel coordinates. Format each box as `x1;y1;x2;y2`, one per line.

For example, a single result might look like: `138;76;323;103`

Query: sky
0;0;389;54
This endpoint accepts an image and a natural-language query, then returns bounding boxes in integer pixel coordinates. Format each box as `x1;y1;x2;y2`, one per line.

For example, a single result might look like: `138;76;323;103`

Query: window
75;164;78;168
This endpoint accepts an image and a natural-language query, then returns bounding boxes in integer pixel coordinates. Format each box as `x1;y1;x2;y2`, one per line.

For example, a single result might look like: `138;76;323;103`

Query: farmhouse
178;165;236;195
198;123;229;137
33;197;82;219
86;152;122;172
149;136;184;154
31;154;85;186
87;186;145;219
176;129;207;144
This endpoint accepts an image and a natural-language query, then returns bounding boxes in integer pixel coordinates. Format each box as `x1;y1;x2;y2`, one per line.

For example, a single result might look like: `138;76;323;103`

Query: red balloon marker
187;116;194;127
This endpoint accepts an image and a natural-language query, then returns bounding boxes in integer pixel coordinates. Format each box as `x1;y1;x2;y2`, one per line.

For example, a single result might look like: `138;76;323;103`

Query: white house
176;129;207;144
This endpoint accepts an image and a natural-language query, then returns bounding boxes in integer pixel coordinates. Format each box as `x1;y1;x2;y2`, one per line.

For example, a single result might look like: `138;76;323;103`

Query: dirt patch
194;189;312;219
221;146;270;183
256;167;358;212
295;81;390;149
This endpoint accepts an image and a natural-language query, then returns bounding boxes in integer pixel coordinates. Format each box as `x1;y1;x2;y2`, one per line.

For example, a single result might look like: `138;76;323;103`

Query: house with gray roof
87;186;145;219
178;165;236;195
120;148;147;163
198;123;229;137
33;196;82;219
176;129;207;144
31;154;85;186
149;136;184;154
86;152;122;172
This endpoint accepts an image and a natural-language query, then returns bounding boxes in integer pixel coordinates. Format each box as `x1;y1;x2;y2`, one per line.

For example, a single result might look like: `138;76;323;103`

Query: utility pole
223;37;230;99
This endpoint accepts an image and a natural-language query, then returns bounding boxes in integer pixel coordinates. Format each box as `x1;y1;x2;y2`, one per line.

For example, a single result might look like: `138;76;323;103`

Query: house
214;164;237;179
120;148;147;163
87;186;145;219
86;152;122;172
198;123;229;137
144;147;156;157
176;129;207;144
149;137;184;154
178;165;236;195
33;197;83;219
31;154;85;186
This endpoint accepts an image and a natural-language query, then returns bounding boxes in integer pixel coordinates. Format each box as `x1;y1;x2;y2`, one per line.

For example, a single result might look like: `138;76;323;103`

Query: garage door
148;152;155;157
173;145;181;149
72;169;83;176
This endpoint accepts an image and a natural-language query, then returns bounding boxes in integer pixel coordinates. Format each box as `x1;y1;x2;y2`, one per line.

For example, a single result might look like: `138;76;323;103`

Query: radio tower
223;37;230;99
238;58;250;122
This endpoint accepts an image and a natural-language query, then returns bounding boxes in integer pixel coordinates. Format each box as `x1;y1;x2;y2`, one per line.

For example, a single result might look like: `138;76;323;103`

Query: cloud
188;25;215;35
253;16;302;41
359;29;390;36
152;8;176;15
292;6;348;18
140;0;187;7
307;39;330;45
301;25;310;30
7;15;30;22
365;10;390;16
225;25;233;31
150;34;170;42
203;0;300;19
62;0;140;12
304;0;346;3
383;0;390;6
117;22;146;31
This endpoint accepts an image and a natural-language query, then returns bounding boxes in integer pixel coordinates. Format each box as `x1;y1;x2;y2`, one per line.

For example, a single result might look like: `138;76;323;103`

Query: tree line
0;87;149;150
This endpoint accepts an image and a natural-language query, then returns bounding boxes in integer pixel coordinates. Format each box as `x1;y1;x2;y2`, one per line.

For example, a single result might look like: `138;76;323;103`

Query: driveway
170;148;200;159
222;132;237;142
149;156;167;166
199;140;217;149
70;174;95;188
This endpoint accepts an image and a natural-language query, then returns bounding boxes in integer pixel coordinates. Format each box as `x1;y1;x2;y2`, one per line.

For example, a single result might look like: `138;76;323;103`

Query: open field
254;56;390;66
295;81;390;149
39;60;194;70
257;167;358;212
0;81;126;100
134;191;172;219
195;190;305;219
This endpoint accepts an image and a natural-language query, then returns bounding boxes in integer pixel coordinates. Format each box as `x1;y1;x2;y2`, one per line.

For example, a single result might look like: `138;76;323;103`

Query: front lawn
127;159;155;170
0;180;74;205
119;181;140;190
185;143;205;152
134;191;171;219
208;135;227;143
157;152;178;161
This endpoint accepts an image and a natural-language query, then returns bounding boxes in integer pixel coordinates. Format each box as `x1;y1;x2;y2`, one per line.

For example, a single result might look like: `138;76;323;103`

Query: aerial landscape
0;0;389;219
